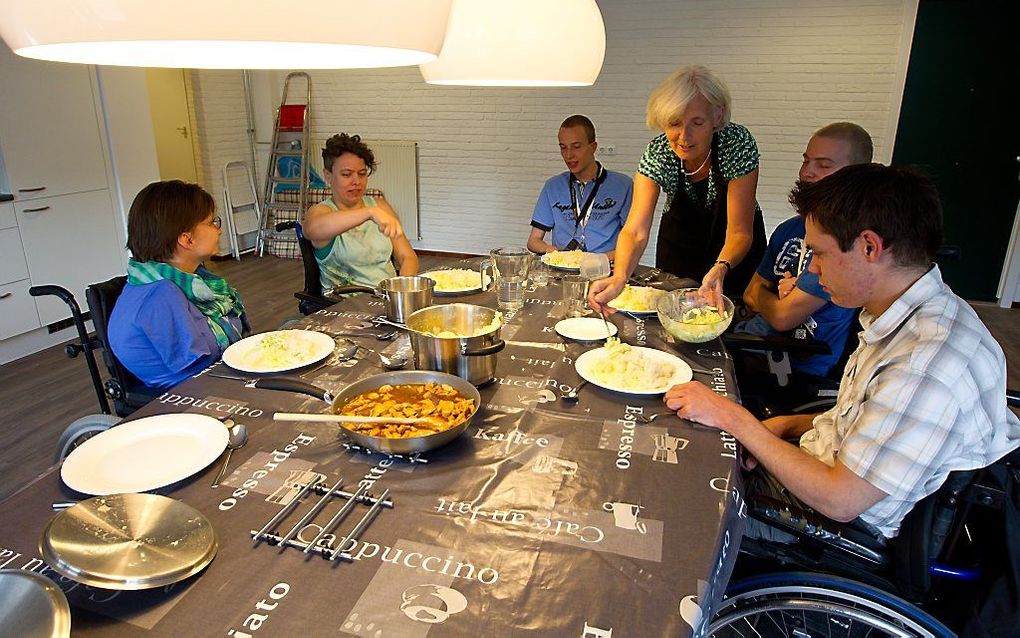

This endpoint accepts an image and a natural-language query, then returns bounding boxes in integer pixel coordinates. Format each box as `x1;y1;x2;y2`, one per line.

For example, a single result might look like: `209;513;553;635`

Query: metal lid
38;494;217;590
0;569;71;638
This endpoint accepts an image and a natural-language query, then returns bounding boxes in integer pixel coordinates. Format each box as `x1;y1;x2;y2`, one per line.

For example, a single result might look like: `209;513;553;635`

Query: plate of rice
575;338;692;395
541;250;592;271
222;329;335;373
607;285;666;315
420;269;491;294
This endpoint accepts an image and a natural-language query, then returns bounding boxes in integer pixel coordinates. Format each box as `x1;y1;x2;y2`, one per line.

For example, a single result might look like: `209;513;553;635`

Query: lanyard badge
567;164;606;251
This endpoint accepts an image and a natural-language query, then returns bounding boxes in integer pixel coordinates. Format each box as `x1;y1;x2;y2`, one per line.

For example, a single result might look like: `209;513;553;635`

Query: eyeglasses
206;216;222;229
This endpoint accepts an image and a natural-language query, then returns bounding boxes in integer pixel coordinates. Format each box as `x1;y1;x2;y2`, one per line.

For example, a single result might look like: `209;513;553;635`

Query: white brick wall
192;0;917;262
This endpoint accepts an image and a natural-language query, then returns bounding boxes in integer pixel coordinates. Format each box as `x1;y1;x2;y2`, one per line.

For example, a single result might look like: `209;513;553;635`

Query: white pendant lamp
420;0;605;86
0;0;452;69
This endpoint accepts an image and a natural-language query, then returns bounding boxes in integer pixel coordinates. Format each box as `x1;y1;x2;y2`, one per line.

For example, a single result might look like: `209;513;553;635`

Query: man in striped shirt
665;163;1020;540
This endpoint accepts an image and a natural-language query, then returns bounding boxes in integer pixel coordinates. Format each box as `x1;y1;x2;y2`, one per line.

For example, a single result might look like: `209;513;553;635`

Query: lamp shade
420;0;605;86
0;0;452;69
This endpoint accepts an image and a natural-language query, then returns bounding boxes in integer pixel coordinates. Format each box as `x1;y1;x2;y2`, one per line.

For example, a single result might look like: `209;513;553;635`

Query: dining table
0;257;747;637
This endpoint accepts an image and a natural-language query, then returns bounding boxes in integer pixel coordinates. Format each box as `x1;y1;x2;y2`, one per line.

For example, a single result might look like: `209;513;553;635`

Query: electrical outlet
600;144;616;155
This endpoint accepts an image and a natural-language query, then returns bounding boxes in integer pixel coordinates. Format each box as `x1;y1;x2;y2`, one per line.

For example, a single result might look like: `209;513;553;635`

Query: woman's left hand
700;262;727;309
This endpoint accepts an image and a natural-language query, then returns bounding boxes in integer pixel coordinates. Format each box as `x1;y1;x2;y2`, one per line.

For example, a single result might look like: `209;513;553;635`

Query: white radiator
317;139;420;241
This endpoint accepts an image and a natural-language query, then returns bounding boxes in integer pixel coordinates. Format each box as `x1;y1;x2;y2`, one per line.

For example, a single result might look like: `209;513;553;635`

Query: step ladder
257;72;312;259
221;160;263;260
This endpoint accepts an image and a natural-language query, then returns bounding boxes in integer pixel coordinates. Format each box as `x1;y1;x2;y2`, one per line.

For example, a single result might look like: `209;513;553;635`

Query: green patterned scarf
127;259;248;349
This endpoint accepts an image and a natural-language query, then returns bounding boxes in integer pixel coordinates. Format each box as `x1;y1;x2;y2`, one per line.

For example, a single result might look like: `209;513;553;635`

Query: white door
16;190;124;325
0;47;109;199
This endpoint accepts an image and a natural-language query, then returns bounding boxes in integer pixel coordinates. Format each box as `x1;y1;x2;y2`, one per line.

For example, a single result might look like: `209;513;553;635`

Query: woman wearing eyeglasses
108;180;249;389
302;133;419;290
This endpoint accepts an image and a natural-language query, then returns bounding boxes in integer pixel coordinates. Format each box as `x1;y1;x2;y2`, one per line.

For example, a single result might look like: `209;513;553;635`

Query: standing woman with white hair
590;65;766;309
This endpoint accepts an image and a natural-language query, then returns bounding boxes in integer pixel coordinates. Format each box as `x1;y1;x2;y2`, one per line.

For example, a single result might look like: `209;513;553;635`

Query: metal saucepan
334;276;435;324
403;303;505;386
254;370;481;455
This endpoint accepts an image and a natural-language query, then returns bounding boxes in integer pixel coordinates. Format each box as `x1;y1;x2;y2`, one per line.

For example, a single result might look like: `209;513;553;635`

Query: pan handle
461;339;506;357
253;377;334;403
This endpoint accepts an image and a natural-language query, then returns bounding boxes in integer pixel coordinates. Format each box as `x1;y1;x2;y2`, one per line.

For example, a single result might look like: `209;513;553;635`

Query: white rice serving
587;338;675;390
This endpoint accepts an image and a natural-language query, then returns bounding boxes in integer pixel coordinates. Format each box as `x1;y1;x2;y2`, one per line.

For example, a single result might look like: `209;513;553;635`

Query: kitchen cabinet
0;48;109;199
0;47;126;341
0;279;41;341
0;201;15;230
0;227;29;284
15;190;124;325
0;200;38;338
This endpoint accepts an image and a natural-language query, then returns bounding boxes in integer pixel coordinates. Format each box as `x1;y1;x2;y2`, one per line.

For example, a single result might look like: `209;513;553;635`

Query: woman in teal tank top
303;133;419;289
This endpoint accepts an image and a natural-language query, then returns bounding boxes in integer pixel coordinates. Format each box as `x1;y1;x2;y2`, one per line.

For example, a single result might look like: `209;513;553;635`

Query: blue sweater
108;280;242;389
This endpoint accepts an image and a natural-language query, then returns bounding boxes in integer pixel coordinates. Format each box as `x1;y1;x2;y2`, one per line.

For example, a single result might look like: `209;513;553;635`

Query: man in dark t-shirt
740;122;873;376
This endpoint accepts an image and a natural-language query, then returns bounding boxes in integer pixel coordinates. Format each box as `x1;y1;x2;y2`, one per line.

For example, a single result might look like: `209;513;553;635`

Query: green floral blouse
637;122;760;210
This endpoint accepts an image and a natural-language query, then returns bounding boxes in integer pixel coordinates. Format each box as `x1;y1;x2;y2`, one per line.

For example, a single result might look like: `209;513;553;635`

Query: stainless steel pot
335;276;435;323
404;304;505;386
254;371;480;455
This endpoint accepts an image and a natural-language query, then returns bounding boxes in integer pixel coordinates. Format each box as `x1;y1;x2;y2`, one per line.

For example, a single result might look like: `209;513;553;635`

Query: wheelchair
30;279;161;462
708;391;1020;637
273;188;387;316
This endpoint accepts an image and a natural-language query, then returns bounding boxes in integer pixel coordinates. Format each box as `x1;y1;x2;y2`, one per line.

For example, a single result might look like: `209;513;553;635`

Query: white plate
541;251;591;272
555;317;618;341
608;286;666;315
61;414;229;495
575;346;693;395
222;329;335;373
420;269;491;294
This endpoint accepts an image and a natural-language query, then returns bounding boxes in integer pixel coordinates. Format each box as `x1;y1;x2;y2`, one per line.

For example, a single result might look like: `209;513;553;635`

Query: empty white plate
555;317;618;341
61;414;229;495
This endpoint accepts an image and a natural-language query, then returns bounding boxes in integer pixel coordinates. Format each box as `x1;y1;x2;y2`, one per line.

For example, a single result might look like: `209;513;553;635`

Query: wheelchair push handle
29;284;83;313
29;283;112;415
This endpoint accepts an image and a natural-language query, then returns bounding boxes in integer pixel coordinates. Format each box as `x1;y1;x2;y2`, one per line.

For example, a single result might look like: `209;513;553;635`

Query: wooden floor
1;254;1018;503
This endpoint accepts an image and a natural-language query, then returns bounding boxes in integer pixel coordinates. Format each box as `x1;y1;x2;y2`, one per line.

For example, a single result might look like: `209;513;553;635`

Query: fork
634;411;676;424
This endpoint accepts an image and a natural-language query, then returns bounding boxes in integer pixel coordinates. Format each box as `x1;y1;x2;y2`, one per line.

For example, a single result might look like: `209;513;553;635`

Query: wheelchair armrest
748;494;889;567
294;291;338;313
329;285;377;297
723;332;832;356
275;221;298;232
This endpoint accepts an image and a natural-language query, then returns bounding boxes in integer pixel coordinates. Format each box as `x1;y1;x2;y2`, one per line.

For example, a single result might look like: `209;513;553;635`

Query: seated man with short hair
528;114;633;257
665;164;1020;541
740;123;873;377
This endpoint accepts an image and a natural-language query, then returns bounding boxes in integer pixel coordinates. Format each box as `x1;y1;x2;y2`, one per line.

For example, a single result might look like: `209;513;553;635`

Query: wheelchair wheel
709;572;952;638
54;413;121;463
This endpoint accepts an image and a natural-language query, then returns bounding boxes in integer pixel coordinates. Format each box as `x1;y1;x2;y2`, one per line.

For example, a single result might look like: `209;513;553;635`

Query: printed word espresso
219;432;316;511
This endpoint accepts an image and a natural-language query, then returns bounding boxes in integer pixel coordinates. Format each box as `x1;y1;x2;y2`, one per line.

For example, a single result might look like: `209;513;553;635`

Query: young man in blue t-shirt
528;115;633;257
740;122;873;377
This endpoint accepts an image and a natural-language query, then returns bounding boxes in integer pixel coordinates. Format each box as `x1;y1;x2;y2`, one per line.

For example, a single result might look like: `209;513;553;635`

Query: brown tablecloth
0;260;746;636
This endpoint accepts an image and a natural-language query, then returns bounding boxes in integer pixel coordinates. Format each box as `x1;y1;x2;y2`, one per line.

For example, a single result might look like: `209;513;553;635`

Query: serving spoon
357;344;408;370
560;379;588;402
273;412;434;425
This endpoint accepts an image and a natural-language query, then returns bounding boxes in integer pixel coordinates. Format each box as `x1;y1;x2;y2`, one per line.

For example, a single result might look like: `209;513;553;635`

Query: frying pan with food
253;370;481;455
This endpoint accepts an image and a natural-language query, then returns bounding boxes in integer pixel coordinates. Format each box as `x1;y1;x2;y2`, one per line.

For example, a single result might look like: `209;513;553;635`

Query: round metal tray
39;494;217;590
0;569;71;638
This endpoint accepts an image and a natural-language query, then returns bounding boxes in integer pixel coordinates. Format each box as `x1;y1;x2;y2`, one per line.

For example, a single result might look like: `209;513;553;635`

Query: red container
278;105;306;130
